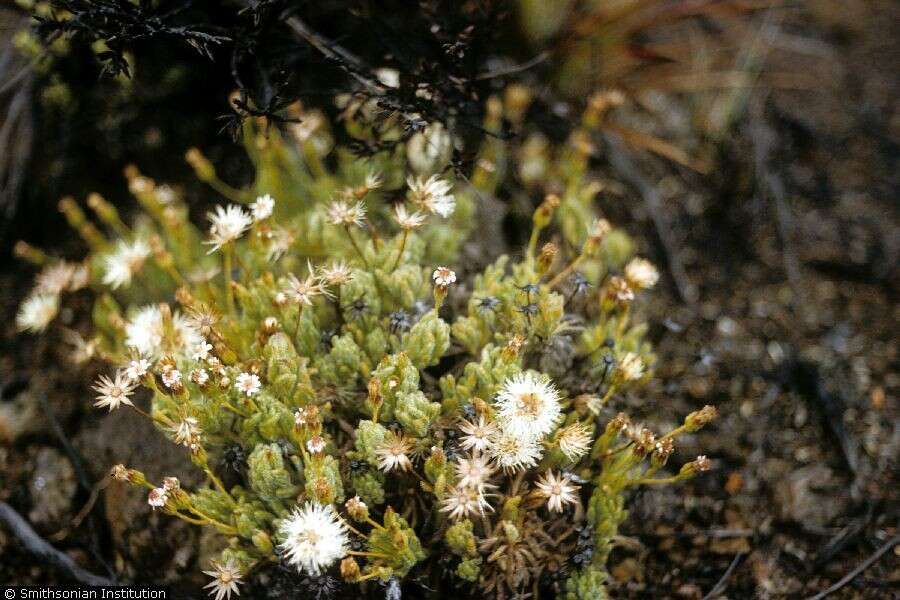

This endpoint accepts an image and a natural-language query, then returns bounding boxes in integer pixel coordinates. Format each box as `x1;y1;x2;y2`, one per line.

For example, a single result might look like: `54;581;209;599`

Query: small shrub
16;93;715;599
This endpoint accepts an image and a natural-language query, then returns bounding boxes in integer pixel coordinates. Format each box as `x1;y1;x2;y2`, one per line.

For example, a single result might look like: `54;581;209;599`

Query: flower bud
345;496;369;522
340;557;361;581
684;405;718;432
185;148;216;182
537;243;558;276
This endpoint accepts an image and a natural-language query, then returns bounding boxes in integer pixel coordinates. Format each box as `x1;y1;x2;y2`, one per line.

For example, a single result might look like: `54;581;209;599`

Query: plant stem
223;244;235;314
389;229;409;272
548;255;585;288
343;225;369;267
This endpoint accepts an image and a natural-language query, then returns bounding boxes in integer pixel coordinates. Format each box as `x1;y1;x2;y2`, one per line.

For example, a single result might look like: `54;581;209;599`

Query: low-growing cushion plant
16;91;716;599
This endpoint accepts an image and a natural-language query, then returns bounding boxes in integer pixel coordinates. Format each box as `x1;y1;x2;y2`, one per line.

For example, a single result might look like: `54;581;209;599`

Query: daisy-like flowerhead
283;269;331;306
326;199;366;228
375;430;414;472
624;257;659;290
235;372;261;397
148;487;168;509
265;227;295;262
617;352;644;382
407;175;455;217
250;194;275;221
454;453;496;492
318;261;354;287
203;559;243;600
102;239;151;289
306;435;326;454
440;485;492;521
205;204;252;253
606;276;635;303
393;204;426;230
432;267;456;288
124;358;152;381
535;470;581;513
125;305;203;358
158;361;182;390
458;414;498;453
278;502;349;575
93;371;136;411
190;368;210;386
494;372;562;441
489;430;543;473
173;417;202;448
34;262;76;295
193;340;213;361
16;293;59;333
556;422;593;462
364;171;383;191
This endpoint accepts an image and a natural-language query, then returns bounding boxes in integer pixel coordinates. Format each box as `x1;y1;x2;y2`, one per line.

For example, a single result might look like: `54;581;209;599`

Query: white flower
235;372;261;397
193;341;213;361
148;487;168;509
203;559;243;600
454;453;496;492
618;352;644;382
557;423;592;462
161;368;182;389
407;175;455;217
283;270;331;306
154;184;177;205
394;204;426;230
124;358;152;381
16;293;59;332
535;470;581;513
190;369;210;386
624;257;659;290
326;199;366;227
440;485;492;521
488;430;543;472
205;204;251;253
432;267;456;287
375;431;414;472
102;239;151;289
124;305;202;358
306;435;326;454
494;372;562;441
173;417;202;448
266;227;295;262
278;503;349;575
317;261;354;287
364;171;383;190
93;371;136;411
458;415;498;453
251;194;275;221
34;262;76;294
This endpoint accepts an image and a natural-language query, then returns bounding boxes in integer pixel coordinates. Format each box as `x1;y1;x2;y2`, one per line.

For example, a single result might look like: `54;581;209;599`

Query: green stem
389;229;409;272
223;244;235;314
343;225;369;267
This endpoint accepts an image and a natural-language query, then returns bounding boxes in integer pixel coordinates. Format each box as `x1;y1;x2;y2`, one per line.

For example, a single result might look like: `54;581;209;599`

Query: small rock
28;447;77;528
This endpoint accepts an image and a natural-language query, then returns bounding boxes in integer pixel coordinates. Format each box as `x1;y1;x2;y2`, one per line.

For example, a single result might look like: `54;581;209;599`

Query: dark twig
805;535;900;600
0;501;115;586
605;133;696;304
475;51;549;80
701;553;745;600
